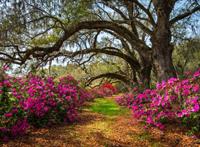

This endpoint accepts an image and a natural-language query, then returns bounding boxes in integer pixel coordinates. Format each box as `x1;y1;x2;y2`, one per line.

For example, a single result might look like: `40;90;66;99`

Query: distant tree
173;38;200;74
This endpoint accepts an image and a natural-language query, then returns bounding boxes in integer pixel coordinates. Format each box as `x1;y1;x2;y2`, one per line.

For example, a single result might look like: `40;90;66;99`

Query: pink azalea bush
0;74;92;141
116;69;200;132
115;87;139;107
89;83;118;98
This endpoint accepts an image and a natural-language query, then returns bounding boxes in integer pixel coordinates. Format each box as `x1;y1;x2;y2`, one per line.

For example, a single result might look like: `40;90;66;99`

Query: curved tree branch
64;47;141;70
20;20;150;63
170;5;200;25
86;72;131;86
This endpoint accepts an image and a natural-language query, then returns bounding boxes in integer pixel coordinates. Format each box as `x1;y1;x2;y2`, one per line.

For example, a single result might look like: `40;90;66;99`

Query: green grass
88;98;129;116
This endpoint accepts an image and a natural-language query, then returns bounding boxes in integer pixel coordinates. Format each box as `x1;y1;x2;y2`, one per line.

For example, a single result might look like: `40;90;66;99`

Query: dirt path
3;97;200;147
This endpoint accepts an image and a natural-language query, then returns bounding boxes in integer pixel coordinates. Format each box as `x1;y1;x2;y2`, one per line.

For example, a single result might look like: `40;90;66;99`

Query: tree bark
152;0;177;81
140;65;151;88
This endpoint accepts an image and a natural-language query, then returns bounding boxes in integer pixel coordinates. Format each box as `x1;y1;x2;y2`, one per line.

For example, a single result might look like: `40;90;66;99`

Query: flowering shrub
89;83;118;98
115;87;140;107
0;74;92;141
115;93;134;107
0;75;28;142
116;69;200;132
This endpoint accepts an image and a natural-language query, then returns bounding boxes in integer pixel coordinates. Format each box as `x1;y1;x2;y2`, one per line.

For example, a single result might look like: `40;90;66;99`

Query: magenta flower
192;104;199;112
192;84;199;92
182;89;190;96
4;112;13;118
146;116;154;124
116;68;200;130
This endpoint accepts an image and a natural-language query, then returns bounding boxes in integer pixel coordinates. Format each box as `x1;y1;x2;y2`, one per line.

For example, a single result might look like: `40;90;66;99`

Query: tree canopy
0;0;200;87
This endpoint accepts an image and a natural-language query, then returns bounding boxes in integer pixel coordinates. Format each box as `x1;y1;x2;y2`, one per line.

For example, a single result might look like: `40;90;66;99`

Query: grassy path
3;96;200;147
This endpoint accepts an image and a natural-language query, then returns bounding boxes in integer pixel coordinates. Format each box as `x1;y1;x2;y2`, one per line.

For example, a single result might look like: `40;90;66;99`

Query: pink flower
182;79;189;84
146;116;154;124
168;78;178;85
193;70;200;77
3;65;9;70
192;104;199;112
192;84;199;92
132;105;138;111
156;123;165;130
116;68;200;131
4;112;13;118
182;89;190;96
65;96;71;101
44;107;49;112
177;110;188;118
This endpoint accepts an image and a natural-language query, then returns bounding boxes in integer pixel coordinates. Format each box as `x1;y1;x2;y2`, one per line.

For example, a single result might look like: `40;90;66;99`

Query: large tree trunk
128;61;151;88
152;0;177;81
140;65;151;88
138;51;152;88
152;41;176;81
